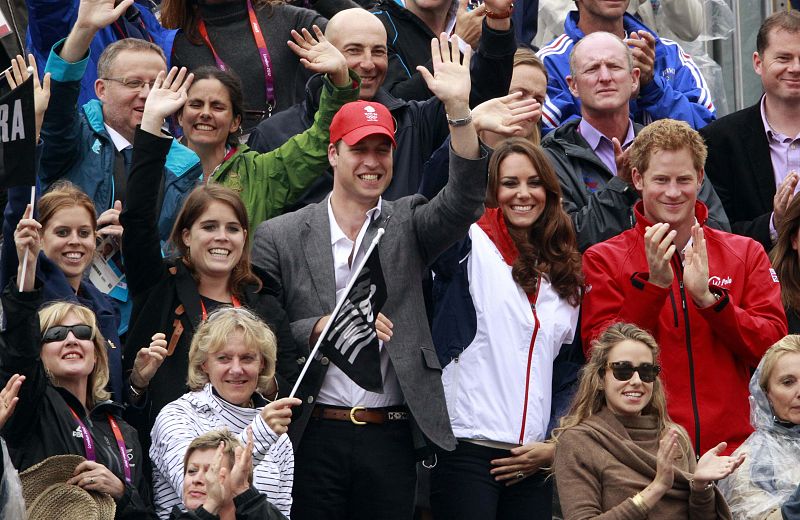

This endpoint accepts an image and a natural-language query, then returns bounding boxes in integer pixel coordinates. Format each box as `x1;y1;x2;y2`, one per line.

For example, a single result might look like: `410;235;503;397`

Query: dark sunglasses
42;324;94;343
607;361;661;383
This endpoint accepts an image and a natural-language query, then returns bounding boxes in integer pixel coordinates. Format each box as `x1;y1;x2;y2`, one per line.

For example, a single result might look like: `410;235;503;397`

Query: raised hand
130;333;168;390
454;0;483;50
0;374;25;430
202;442;231;515
643;223;676;288
653;428;679;491
693;441;745;490
625;31;656;86
76;0;134;33
683;224;716;307
141;67;194;134
489;441;554;486
230;428;254;498
4;55;50;140
14;204;42;291
261;397;301;435
288;26;349;87
472;92;541;136
416;33;472;109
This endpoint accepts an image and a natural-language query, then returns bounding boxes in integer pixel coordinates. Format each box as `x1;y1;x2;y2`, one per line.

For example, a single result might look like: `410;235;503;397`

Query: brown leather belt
311;405;410;425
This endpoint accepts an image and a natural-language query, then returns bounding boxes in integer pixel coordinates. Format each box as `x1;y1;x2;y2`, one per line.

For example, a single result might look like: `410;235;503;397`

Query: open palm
417;33;471;106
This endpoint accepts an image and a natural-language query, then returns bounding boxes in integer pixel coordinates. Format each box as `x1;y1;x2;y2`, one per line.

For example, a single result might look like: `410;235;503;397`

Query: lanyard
69;408;132;484
200;295;241;321
197;0;275;114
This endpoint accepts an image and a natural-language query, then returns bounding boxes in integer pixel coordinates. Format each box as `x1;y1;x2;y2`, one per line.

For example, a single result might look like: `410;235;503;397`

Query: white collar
104;124;132;152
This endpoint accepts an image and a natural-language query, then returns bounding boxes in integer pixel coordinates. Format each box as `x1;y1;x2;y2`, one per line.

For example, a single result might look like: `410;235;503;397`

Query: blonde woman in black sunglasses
552;322;744;519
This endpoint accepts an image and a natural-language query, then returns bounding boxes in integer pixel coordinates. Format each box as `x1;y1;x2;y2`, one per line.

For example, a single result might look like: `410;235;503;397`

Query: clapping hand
625;31;656;87
202;442;232;515
643;223;676;289
141;67;194;134
683;225;717;308
229;428;255;498
289;26;350;87
472;92;541;137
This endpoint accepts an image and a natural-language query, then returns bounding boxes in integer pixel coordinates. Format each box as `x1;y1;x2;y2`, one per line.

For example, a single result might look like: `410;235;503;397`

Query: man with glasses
580;118;787;456
40;0;201;240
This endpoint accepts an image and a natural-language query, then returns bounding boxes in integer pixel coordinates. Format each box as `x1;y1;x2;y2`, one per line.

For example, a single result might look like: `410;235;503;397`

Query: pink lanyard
197;0;276;114
69;408;132;484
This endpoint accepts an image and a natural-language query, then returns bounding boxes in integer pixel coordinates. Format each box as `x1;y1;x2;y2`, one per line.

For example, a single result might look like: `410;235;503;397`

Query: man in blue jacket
40;0;201;241
536;0;715;132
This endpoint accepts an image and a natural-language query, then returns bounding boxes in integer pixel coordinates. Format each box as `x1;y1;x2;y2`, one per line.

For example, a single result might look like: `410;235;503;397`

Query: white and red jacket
436;215;580;445
582;201;787;455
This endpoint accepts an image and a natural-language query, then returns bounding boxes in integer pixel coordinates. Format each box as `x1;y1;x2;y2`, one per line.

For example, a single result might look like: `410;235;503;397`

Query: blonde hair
759;335;800;392
37;302;110;408
187;308;277;393
628;119;707;175
552;323;689;453
183;429;249;481
512;47;547;146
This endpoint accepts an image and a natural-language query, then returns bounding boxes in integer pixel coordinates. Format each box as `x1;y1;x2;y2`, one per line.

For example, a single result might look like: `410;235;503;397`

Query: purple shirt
760;96;800;241
578;118;636;176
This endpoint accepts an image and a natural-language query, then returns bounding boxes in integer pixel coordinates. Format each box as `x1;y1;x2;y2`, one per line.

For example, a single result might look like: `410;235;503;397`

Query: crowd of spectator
0;0;799;519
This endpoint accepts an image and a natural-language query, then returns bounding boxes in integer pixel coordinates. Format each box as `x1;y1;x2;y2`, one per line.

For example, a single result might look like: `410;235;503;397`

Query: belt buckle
349;406;367;425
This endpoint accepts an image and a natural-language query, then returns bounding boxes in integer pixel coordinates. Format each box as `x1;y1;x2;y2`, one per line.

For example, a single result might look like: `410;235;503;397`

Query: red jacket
582;201;787;455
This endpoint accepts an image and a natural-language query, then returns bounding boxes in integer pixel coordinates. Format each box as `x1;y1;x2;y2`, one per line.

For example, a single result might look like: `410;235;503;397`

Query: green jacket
210;72;360;232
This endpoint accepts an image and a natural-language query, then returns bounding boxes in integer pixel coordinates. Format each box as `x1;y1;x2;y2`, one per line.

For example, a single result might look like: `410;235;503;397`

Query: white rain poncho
0;438;24;518
718;358;800;520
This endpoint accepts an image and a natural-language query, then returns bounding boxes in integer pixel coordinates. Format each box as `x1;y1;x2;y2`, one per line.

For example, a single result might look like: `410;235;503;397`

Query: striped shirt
150;383;294;519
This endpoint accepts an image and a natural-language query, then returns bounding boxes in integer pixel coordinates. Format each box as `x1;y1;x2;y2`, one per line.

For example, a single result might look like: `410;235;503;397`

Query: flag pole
18;185;35;292
289;228;386;399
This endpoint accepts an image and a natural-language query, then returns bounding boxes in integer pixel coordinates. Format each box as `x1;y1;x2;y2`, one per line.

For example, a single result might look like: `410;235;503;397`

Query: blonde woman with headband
149;307;300;519
553;322;743;519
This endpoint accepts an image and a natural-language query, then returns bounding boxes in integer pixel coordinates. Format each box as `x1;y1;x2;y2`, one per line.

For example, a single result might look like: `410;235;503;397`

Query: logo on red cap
330;101;396;147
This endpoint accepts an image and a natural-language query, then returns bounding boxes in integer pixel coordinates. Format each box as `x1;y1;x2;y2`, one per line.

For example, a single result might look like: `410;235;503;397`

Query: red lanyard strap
69;408;132;484
200;294;242;321
197;0;276;113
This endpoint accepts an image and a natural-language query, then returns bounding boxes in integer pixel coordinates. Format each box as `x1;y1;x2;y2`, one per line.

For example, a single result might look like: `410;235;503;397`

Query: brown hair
97;38;166;79
38;302;111;409
39;181;97;232
628;119;706;176
187;307;277;394
759;335;800;393
552;322;690;453
160;0;278;45
757;9;800;56
182;429;253;484
512;47;547;146
486;138;582;306
771;196;800;313
169;184;260;297
185;67;244;148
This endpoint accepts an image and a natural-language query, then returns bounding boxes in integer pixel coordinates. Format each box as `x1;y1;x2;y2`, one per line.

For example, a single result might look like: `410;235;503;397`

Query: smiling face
766;352;800;424
576;0;630;24
602;339;655;416
496;153;547;231
40;311;96;384
182;200;246;283
632;147;702;229
326;10;388;100
179;78;241;151
96;49;166;142
40;205;96;288
754;29;800;105
568;33;639;119
329;134;394;209
201;331;264;406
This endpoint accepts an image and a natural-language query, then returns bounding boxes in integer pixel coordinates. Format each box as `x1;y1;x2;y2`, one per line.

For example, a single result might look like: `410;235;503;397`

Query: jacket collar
633;200;708;234
82;99;108;135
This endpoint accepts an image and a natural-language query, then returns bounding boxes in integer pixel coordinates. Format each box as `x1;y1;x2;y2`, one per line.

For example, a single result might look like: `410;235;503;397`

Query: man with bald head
542;32;729;251
247;5;514;210
536;0;714;132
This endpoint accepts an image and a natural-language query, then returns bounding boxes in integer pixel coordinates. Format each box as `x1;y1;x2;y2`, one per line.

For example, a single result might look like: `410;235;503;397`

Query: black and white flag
0;74;35;187
319;231;387;393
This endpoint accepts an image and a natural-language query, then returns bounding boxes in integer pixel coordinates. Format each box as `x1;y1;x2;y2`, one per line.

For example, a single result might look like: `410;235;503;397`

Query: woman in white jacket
428;138;582;519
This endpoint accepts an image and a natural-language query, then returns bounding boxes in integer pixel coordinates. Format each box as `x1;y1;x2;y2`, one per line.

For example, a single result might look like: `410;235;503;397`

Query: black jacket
0;283;154;519
700;101;774;251
169;487;288;520
120;130;301;456
542;118;731;252
246;18;515;209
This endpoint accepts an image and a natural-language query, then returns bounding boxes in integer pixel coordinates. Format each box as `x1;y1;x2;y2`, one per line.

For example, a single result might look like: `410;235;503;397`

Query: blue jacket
26;0;177;107
536;12;715;131
42;41;202;241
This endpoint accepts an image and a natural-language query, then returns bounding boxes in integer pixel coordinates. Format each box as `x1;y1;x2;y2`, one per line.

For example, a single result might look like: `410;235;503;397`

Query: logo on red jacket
770;268;779;283
708;275;732;289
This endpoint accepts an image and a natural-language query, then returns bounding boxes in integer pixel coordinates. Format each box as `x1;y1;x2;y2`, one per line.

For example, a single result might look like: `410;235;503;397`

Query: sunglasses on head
607;361;661;383
42;324;94;343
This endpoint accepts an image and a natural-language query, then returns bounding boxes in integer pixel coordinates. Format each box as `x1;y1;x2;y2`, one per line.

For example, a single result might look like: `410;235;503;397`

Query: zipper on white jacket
518;282;541;445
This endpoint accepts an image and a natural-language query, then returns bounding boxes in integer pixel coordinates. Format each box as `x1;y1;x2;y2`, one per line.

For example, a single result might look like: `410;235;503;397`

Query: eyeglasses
42;324;94;343
607;361;661;383
101;77;156;91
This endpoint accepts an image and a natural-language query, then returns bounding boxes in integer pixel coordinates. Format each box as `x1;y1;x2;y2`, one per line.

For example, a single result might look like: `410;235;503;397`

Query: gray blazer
252;146;489;451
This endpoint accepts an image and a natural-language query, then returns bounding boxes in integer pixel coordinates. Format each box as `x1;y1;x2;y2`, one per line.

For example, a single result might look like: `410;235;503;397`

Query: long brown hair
169;184;260;297
160;0;277;45
771;195;800;314
486;138;582;306
552;323;690;453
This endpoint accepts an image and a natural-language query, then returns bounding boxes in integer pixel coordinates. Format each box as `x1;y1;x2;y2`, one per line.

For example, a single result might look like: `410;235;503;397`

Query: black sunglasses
42;324;94;343
607;361;661;383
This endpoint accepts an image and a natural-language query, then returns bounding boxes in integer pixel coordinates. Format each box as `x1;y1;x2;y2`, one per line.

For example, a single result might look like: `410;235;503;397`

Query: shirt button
297;356;306;365
792;144;797;150
320;357;330;366
307;395;315;404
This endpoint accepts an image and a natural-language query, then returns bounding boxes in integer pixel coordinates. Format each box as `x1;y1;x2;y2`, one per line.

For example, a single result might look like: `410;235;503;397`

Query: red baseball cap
329;101;396;147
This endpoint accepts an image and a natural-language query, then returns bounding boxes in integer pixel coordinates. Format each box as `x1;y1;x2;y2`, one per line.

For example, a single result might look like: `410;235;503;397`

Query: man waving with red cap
253;33;495;520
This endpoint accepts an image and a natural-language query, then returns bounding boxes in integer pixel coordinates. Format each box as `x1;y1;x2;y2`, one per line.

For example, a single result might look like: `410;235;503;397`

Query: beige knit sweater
554;407;732;519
